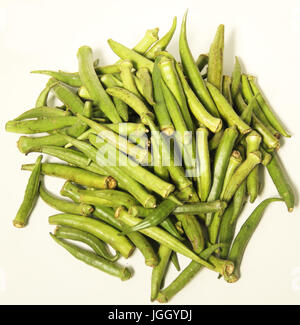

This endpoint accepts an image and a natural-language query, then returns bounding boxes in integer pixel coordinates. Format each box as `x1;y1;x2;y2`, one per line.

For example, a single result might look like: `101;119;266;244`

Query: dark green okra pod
50;234;131;281
13;155;42;228
54;226;119;262
226;198;283;282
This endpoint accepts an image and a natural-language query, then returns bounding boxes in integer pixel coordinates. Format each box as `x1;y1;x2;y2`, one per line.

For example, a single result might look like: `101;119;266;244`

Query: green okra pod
207;24;224;91
206;126;239;225
179;12;219;117
54;226;119;262
173;201;227;215
13;107;71;121
31;70;82;87
108;39;154;72
136;67;155;106
158;56;194;131
152;56;174;135
206;82;252;134
106;87;154;125
245;131;262;203
77;46;121;123
100;74;129;121
196;54;209;72
40;182;94;216
49;213;135;258
176;62;222;133
248;76;290;137
241;74;279;138
196;127;211;201
115;207;213;268
222;151;262;202
151;245;172;301
13;155;42;228
133;28;159;54
156;243;232;303
22;163;114;189
6;116;78;134
266;152;294;212
50;234;131;280
226;198;284;282
35;80;59;108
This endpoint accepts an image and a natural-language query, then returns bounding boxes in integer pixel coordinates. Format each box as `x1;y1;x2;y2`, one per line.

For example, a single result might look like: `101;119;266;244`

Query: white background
0;0;300;305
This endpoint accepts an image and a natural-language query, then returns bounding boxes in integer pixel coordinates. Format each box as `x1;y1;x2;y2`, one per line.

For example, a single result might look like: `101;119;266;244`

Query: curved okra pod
49;213;135;258
13;107;71;121
6;116;78;134
31;70;82;87
94;64;120;75
158;56;194;131
151;245;172;301
196;54;208;72
241;74;279;138
176;62;222;133
35;81;59;108
152;56;174;135
54;226;119;262
245;131;262;203
76;114;150;165
207;24;224;91
107;39;154;72
136;67;155;106
145;17;177;59
226;198;283;282
100;74;128;121
196;127;211;201
50;234;131;280
77;46;121;123
206;82;252;134
206;126;239;225
115;207;214;268
248;76;290;137
40;182;94;216
266;152;294;212
22;163;114;189
179;12;219;117
13;155;42;228
222;151;262;202
156;243;232;303
133;28;159;54
106;87;154;125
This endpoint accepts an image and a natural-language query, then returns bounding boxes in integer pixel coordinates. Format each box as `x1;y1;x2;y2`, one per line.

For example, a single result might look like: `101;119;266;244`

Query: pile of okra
6;12;294;302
